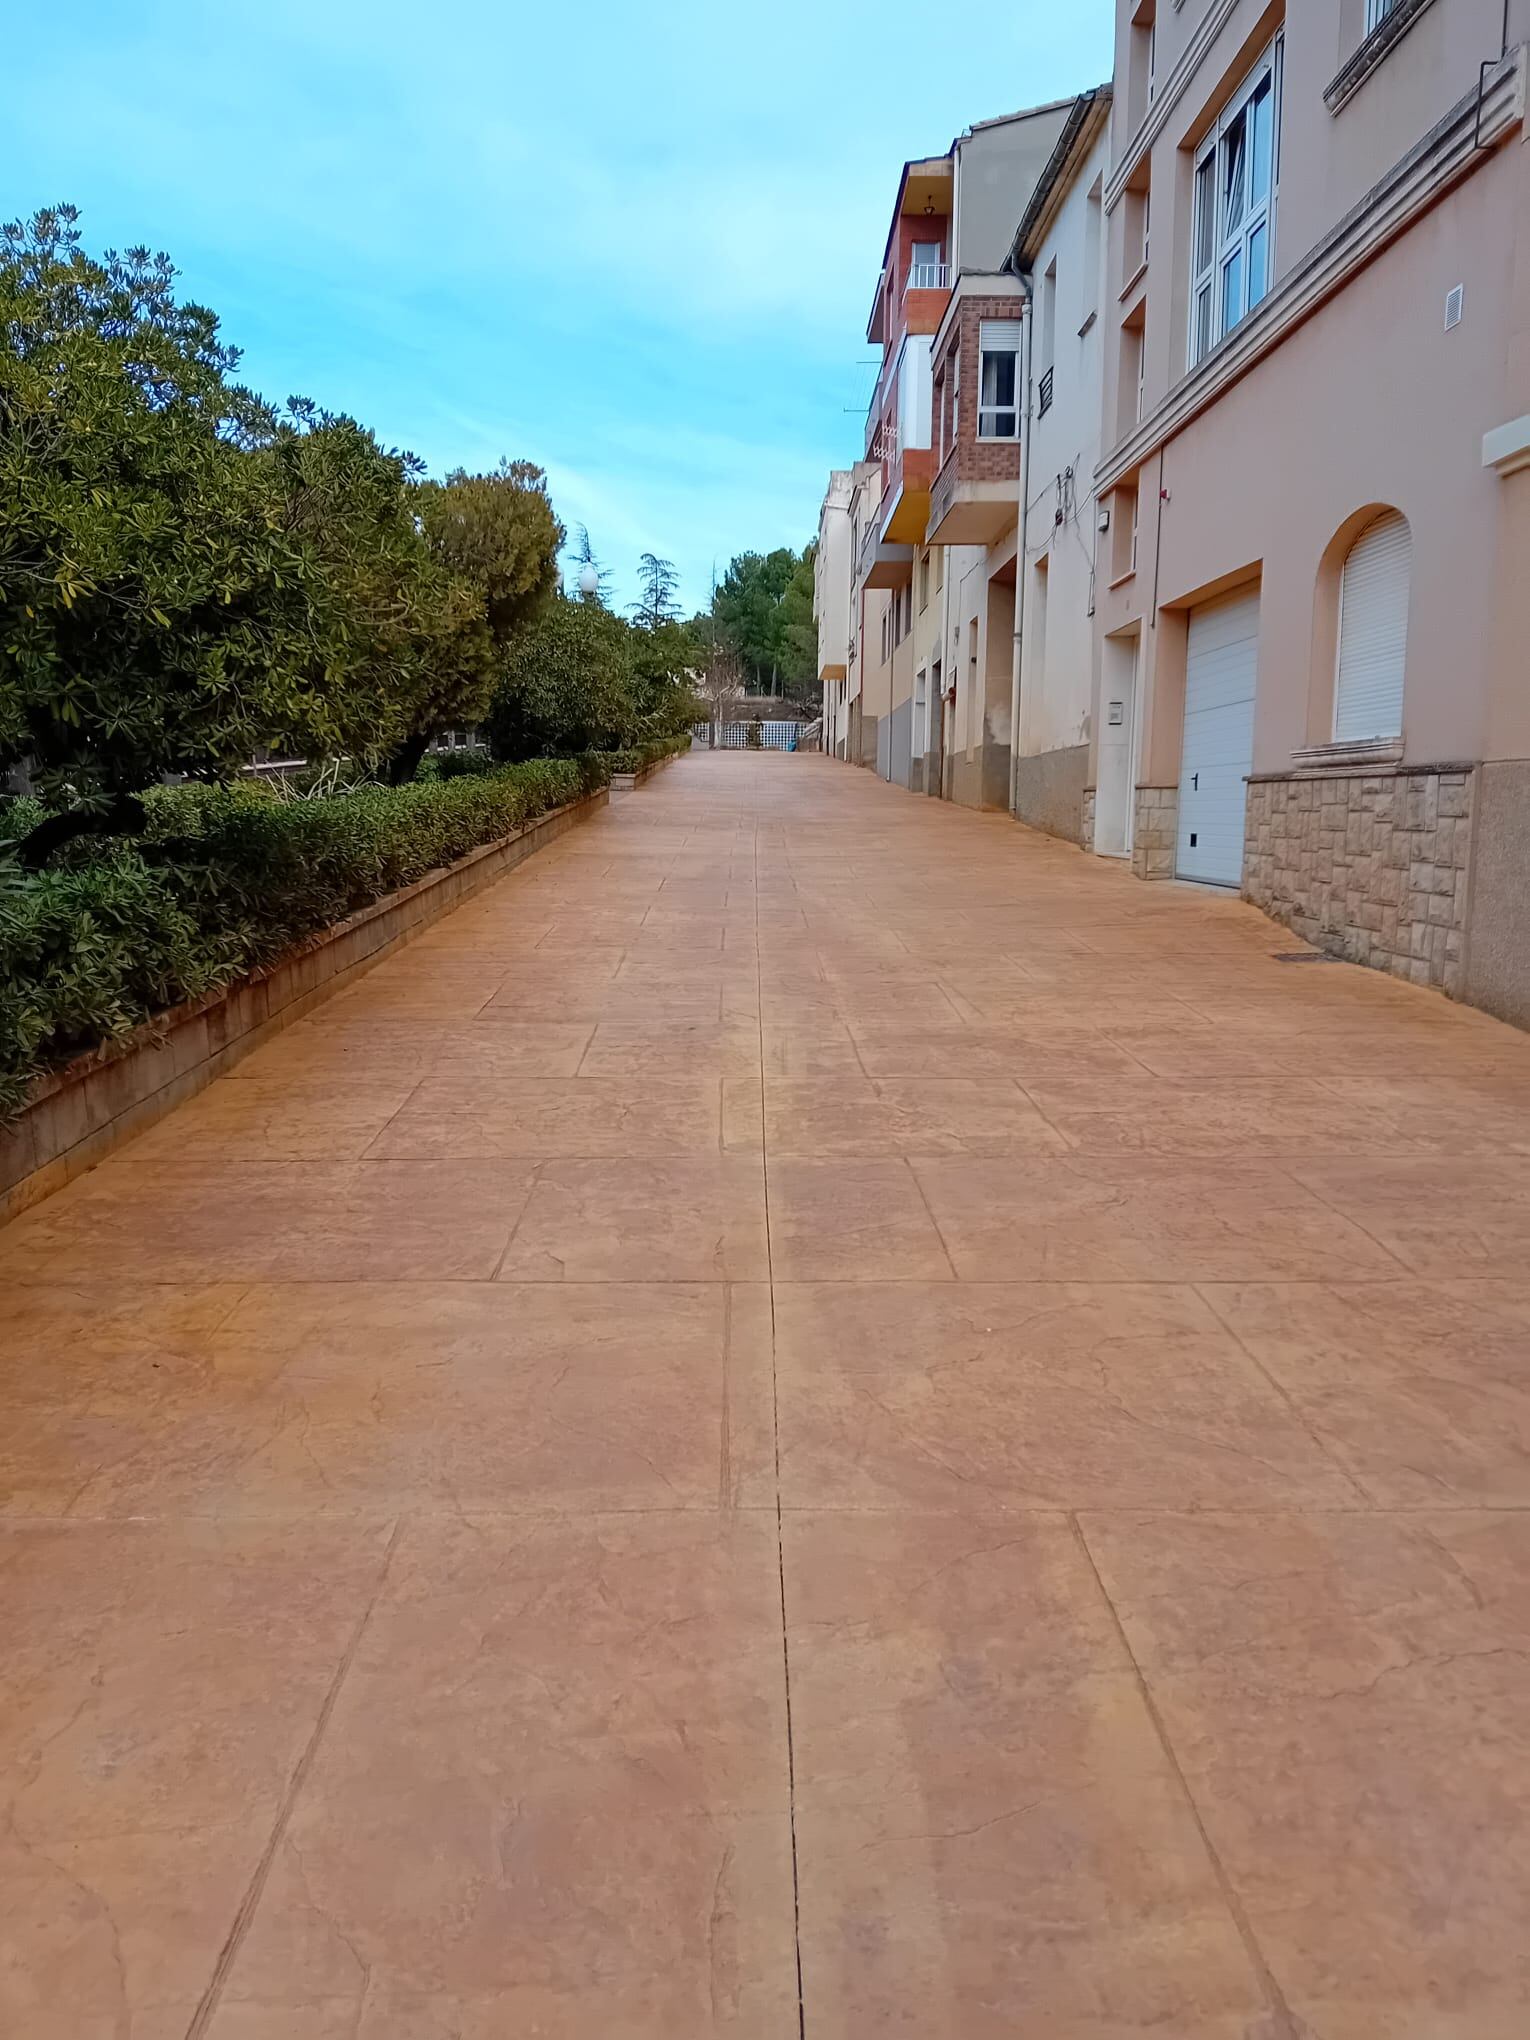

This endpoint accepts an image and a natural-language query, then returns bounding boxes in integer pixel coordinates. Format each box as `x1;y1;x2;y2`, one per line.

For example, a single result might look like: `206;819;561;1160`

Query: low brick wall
1081;787;1097;847
1132;787;1179;880
0;787;608;1226
611;749;687;792
1243;765;1473;991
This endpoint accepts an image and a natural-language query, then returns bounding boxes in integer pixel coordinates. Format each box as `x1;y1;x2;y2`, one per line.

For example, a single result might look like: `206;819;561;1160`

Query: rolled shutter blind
1334;512;1410;742
978;320;1022;352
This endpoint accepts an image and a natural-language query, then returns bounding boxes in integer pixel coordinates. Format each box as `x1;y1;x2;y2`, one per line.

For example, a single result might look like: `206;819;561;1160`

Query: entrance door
1095;632;1139;856
1177;589;1258;886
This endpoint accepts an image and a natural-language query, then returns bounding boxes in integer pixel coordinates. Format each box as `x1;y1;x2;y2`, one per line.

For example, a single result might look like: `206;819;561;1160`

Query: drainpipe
1008;272;1036;818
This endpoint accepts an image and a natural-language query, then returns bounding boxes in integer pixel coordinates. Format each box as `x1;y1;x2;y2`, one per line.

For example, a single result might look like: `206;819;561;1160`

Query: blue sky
10;0;1113;614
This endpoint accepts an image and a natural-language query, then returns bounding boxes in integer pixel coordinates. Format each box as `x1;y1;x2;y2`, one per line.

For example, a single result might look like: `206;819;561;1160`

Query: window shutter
979;320;1022;352
1334;513;1411;742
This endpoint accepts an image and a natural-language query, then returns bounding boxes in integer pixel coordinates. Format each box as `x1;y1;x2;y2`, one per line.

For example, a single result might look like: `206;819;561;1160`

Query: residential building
921;101;1073;807
815;469;854;758
1090;0;1530;1023
1007;87;1113;842
837;100;1072;803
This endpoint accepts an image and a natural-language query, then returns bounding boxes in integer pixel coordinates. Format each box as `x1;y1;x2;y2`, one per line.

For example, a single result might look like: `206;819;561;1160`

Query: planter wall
0;787;608;1226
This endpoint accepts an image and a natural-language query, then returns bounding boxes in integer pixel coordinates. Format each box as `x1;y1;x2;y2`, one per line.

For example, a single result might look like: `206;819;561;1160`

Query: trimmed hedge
0;745;695;1121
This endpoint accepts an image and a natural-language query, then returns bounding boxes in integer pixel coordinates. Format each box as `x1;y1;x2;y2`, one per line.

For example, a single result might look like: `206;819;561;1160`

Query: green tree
419;460;562;642
777;543;818;693
0;208;452;862
712;546;799;691
389;458;564;781
631;552;681;630
628;615;703;737
482;596;636;761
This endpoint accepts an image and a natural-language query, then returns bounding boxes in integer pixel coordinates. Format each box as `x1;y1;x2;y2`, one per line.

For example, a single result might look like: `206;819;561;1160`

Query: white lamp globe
577;563;600;598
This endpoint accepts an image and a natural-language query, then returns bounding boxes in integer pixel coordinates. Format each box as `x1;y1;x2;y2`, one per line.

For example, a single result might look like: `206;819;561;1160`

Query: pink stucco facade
1092;0;1530;1022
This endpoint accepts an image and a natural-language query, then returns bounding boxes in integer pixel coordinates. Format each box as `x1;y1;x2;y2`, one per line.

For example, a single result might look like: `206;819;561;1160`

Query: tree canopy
708;542;817;695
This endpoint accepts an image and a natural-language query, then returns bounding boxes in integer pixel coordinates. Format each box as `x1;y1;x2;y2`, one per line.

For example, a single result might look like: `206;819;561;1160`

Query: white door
1177;589;1259;886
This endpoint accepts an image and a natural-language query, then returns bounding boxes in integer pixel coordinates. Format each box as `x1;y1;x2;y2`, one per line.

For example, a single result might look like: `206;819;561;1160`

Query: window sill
1078;309;1098;338
1108;568;1137;592
1325;0;1441;113
1119;257;1149;303
1290;737;1404;772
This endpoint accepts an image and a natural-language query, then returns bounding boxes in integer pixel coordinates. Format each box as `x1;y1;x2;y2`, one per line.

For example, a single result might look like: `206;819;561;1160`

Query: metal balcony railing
905;261;949;293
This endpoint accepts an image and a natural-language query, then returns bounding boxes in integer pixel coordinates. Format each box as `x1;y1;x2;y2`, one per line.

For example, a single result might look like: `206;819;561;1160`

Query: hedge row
0;736;690;1119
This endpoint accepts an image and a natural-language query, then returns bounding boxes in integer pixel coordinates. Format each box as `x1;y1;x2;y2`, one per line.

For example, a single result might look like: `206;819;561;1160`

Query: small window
1189;38;1282;367
1081;177;1103;328
979;320;1021;439
909;240;944;289
1334;512;1411;742
1365;0;1401;28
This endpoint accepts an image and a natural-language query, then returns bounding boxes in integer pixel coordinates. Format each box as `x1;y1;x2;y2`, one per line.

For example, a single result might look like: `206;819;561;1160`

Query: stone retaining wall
1243;764;1473;992
0;788;608;1226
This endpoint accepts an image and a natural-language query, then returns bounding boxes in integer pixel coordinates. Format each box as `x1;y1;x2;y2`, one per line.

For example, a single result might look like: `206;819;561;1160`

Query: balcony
857;505;914;590
926;437;1021;548
901;260;951;339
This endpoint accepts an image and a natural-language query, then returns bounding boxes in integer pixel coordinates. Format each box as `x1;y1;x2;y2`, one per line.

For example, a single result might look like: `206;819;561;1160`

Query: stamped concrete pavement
5;748;1530;2036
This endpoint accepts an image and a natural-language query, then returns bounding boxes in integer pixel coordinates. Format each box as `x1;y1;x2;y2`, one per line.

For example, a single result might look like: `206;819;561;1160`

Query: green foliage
777;543;818;690
418;461;562;645
483;595;638;761
631;552;681;629
0;757;614;1118
0;207;477;847
712;546;800;691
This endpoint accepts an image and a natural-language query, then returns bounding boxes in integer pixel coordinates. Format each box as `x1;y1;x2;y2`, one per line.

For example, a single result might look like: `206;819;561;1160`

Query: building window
1365;0;1401;28
1110;482;1139;584
918;549;930;612
1189;38;1282;368
978;320;1021;439
1129;0;1157;128
909;239;944;289
1333;511;1411;741
1081;176;1103;329
1119;309;1146;436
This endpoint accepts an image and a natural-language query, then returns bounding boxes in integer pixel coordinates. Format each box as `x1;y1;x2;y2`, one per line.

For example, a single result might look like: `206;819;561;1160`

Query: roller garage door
1176;589;1259;886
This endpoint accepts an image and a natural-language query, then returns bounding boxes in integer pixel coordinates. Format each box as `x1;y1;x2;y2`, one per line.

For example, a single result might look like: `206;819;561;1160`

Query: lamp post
577;562;600;602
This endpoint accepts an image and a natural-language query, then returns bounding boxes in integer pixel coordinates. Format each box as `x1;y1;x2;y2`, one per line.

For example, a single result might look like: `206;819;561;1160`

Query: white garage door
1177;589;1259;887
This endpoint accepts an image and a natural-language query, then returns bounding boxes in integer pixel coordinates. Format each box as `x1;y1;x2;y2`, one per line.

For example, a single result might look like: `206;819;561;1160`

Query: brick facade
1243;765;1474;993
1132;787;1178;880
931;295;1025;488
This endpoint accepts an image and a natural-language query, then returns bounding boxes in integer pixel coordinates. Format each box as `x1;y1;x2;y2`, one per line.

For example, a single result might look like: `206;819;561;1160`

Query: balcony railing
1038;366;1054;417
905;261;949;294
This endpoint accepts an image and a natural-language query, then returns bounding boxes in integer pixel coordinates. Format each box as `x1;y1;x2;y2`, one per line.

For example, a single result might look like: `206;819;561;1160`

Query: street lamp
577;562;600;600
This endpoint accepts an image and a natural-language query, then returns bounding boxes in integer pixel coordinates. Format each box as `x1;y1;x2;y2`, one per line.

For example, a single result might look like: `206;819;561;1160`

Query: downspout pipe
1008;272;1035;818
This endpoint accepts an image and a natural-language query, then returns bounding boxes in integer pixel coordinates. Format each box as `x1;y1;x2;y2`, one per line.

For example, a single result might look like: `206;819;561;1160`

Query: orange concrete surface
5;748;1530;2035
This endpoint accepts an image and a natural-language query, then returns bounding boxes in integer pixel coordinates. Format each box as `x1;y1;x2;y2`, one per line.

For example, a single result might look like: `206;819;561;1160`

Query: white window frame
1188;36;1282;370
977;321;1021;440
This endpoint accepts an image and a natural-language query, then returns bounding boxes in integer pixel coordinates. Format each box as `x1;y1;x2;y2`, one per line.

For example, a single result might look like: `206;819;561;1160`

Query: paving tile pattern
4;750;1530;2035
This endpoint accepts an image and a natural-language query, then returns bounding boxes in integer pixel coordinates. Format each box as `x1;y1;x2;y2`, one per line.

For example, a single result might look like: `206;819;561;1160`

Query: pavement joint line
1067;1510;1304;2040
184;1514;407;2039
756;808;808;2040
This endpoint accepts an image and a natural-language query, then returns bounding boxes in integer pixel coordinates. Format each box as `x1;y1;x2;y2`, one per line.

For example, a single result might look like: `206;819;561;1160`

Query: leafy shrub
484;597;638;761
0;755;613;1119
